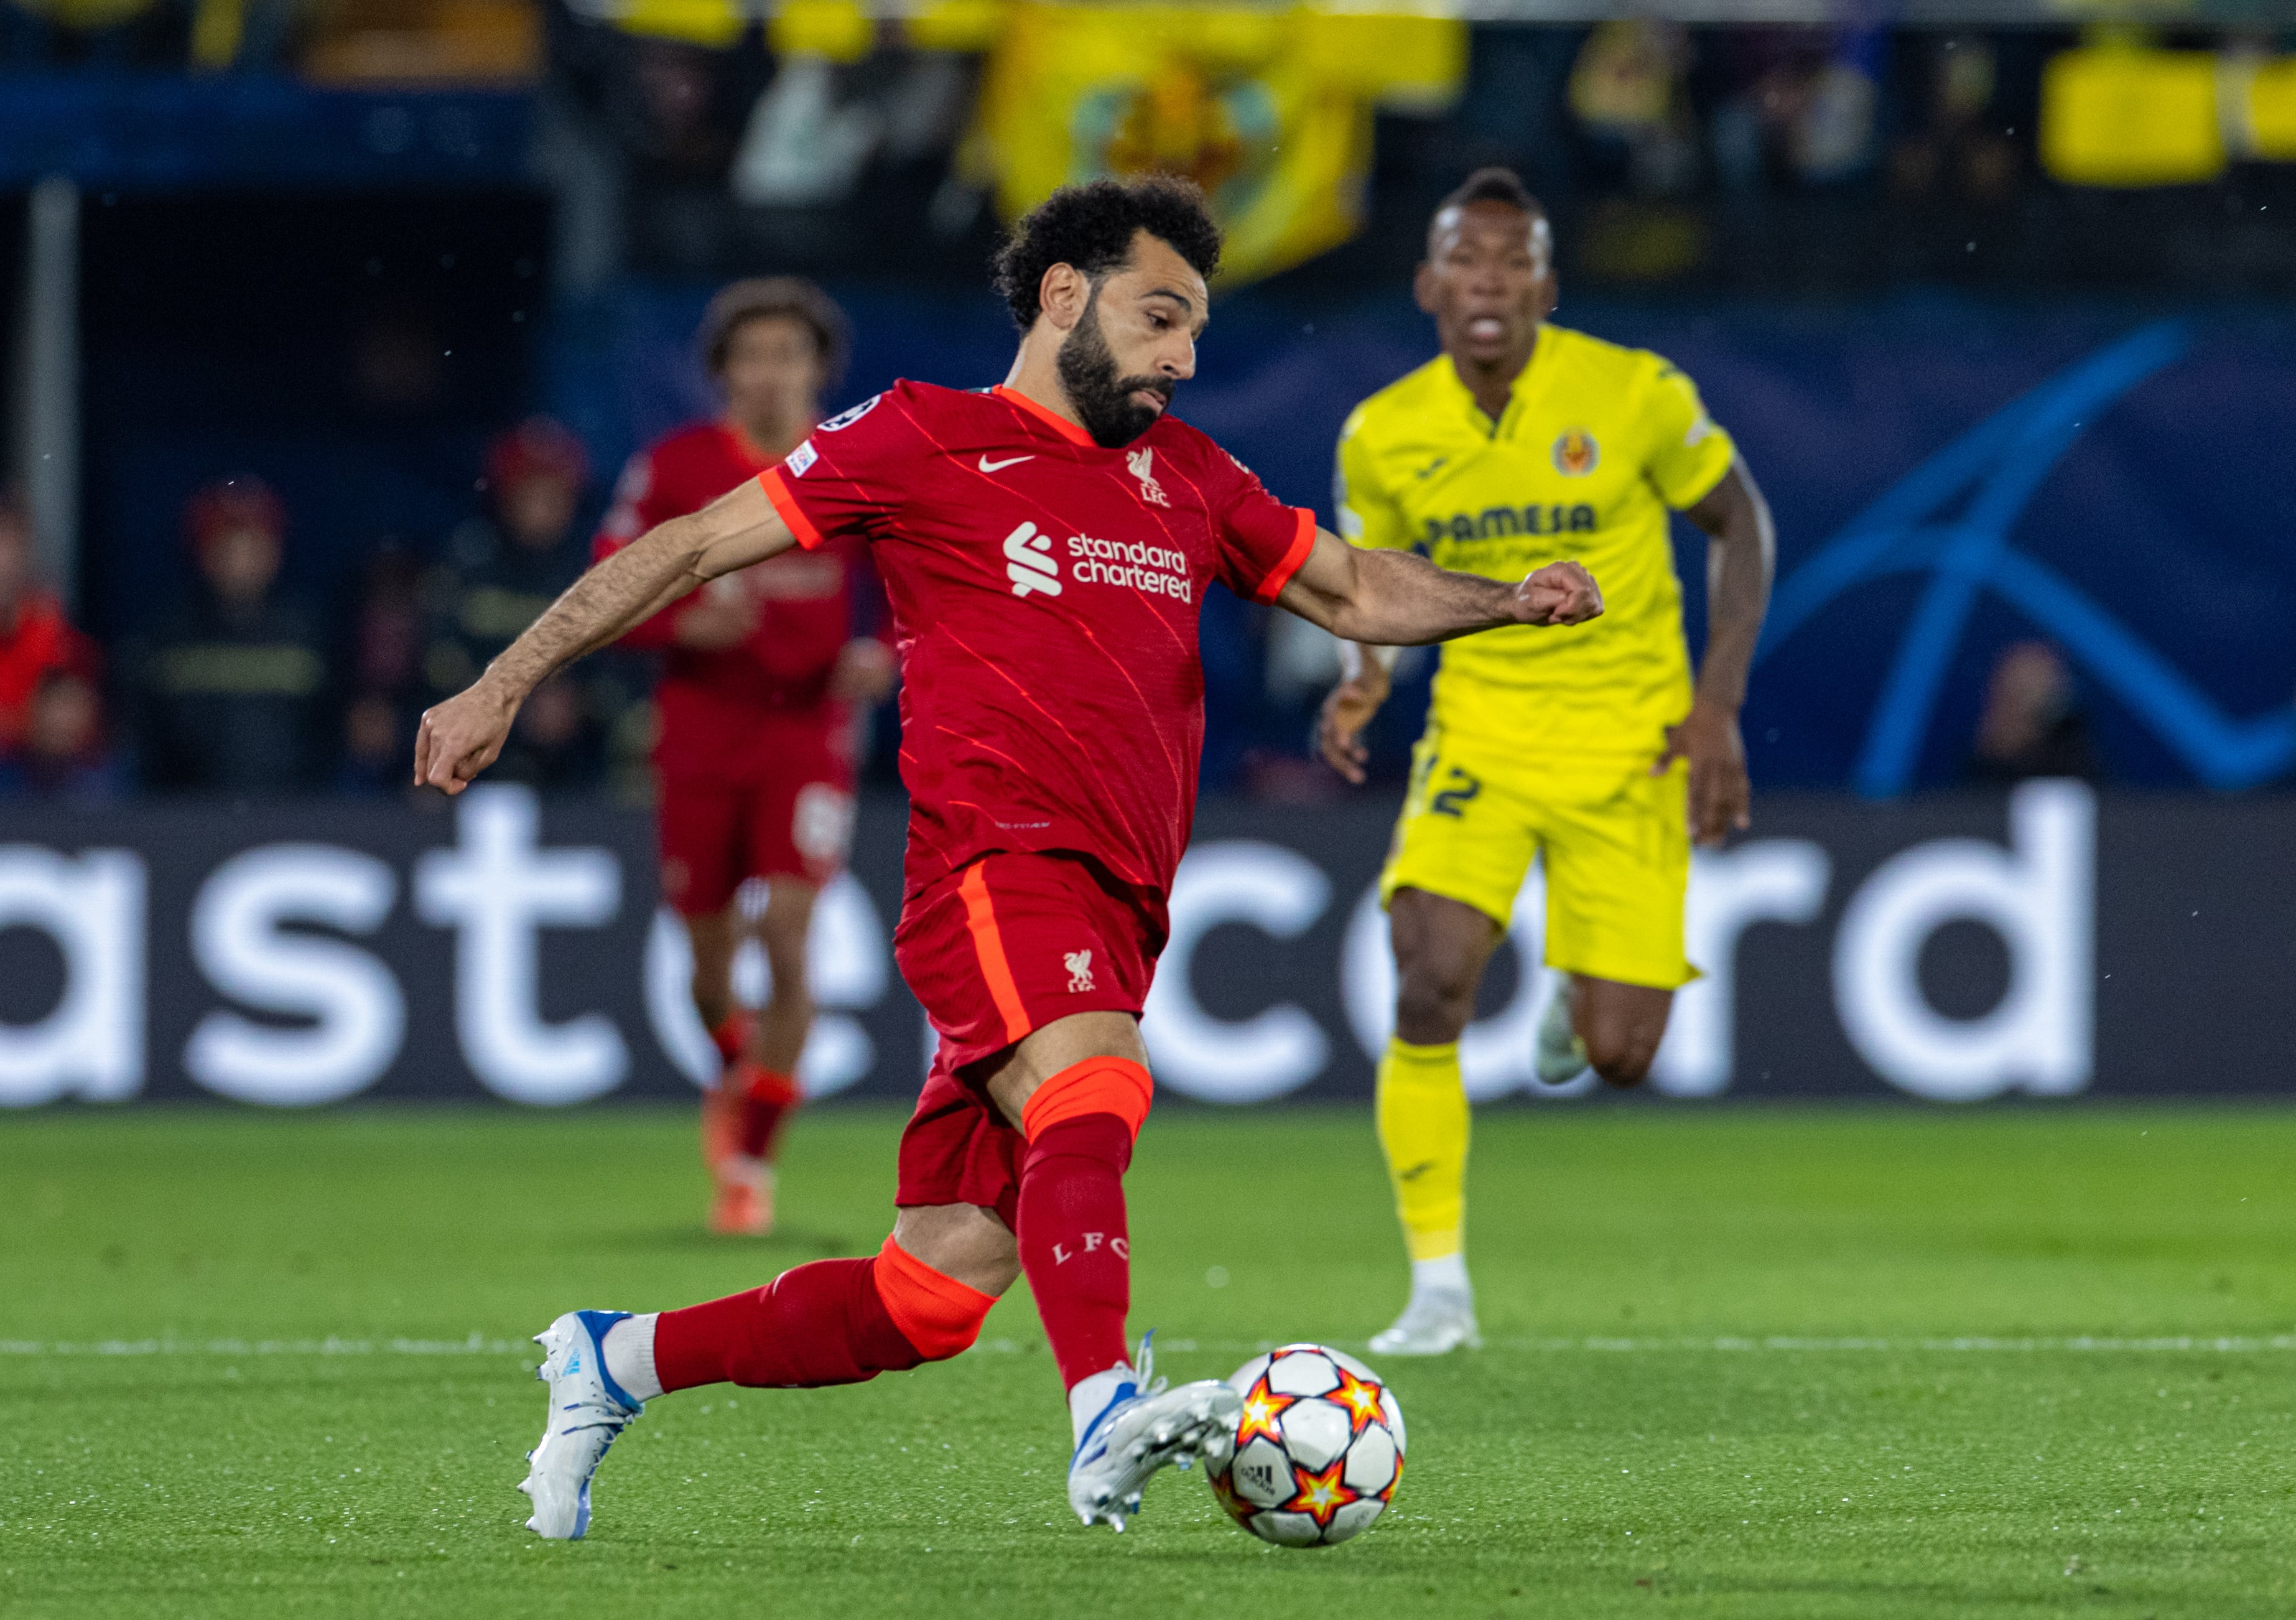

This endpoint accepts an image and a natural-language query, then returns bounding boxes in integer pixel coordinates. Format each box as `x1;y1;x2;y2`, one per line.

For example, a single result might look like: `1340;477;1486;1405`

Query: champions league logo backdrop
1754;320;2296;798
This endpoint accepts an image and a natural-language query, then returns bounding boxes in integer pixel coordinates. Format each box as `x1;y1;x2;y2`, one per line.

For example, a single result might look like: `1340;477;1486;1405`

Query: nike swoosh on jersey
978;454;1034;473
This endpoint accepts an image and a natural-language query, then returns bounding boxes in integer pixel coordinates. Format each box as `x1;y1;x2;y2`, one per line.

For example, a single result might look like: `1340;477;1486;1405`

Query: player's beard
1057;289;1174;449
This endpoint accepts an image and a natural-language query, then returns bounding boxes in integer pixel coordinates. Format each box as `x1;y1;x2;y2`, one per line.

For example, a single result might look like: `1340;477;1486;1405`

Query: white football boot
1066;1333;1242;1532
519;1310;644;1539
1535;974;1591;1087
1369;1287;1484;1357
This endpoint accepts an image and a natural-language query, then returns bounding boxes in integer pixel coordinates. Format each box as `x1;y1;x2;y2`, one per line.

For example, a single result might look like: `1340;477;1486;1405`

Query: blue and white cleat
519;1310;643;1540
1066;1333;1242;1532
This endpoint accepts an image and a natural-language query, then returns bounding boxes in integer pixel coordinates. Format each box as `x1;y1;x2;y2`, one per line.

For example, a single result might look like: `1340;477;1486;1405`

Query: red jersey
0;592;86;753
758;381;1315;914
595;421;875;780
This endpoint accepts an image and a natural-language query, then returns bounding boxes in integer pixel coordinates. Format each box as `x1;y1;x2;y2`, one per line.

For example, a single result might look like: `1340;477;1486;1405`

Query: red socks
1017;1114;1136;1387
1015;1057;1153;1389
708;1015;799;1163
735;1063;799;1160
708;1015;751;1065
658;1259;917;1390
655;1237;994;1391
658;1052;1155;1399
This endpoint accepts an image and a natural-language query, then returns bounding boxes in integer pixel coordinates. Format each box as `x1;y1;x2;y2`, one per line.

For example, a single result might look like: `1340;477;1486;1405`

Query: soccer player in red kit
416;178;1602;1540
598;278;897;1236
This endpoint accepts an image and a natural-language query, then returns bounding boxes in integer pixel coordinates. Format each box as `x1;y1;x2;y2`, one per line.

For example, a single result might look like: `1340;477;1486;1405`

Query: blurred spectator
338;691;407;796
0;667;123;800
1568;21;1699;195
129;477;332;793
1888;34;2020;205
419;417;613;789
1707;27;1885;192
350;542;427;697
336;544;428;796
1967;640;2098;784
0;493;96;755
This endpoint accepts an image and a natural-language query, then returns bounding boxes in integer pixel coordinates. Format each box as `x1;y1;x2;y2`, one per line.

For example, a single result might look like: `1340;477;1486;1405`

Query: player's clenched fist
1513;560;1602;626
414;684;517;795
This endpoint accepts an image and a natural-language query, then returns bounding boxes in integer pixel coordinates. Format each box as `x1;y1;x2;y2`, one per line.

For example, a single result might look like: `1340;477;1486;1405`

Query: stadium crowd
4;0;2265;238
0;417;655;802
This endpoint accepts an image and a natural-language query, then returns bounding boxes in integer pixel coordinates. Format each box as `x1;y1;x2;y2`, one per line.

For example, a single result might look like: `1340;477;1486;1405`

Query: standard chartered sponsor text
1066;534;1192;602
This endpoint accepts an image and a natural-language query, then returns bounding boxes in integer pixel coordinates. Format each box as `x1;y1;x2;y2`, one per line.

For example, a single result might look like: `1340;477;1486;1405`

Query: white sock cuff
1411;1252;1471;1296
603;1312;663;1405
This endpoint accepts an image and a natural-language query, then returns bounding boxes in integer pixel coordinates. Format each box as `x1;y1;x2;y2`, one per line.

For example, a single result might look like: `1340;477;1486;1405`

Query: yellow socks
1375;1038;1470;1265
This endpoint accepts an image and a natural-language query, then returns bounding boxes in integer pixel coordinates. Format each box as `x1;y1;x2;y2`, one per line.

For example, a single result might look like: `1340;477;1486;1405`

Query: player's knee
1018;1055;1152;1147
1584;1028;1659;1088
874;1233;1001;1362
1394;962;1477;1045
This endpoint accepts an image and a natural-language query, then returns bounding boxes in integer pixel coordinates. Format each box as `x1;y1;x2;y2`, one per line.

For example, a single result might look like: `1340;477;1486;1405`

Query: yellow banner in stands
970;4;1464;286
2246;58;2296;160
2040;44;2224;187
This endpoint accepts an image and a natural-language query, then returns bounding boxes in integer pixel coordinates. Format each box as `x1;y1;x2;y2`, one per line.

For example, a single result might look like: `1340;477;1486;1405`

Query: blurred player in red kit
597;279;896;1237
419;178;1602;1539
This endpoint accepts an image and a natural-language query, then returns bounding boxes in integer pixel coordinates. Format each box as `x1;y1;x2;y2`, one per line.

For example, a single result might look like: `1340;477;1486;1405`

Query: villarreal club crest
1205;1343;1405;1547
1552;427;1599;476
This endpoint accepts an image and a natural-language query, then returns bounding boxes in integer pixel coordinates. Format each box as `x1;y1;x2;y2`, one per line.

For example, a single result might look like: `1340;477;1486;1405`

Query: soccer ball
1205;1343;1405;1547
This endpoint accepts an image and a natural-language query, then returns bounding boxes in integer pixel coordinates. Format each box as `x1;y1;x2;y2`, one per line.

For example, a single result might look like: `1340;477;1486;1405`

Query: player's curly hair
992;177;1223;330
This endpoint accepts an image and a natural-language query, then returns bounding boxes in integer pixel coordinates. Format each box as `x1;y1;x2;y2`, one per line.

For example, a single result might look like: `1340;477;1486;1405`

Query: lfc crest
1127;447;1170;507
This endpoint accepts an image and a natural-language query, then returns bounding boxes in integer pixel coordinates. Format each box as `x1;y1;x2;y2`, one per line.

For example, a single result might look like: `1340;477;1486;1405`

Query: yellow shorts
1379;730;1696;990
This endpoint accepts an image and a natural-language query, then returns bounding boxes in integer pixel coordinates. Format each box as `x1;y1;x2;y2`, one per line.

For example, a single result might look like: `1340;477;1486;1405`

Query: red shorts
891;852;1164;1220
893;850;1164;1076
893;1056;1026;1226
656;725;855;915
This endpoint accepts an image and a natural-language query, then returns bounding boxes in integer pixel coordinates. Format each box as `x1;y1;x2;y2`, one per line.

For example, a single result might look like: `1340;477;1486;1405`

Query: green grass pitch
3;1104;2292;1618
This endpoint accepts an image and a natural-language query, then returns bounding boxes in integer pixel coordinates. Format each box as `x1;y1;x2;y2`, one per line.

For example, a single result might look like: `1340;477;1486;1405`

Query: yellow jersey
1336;324;1735;790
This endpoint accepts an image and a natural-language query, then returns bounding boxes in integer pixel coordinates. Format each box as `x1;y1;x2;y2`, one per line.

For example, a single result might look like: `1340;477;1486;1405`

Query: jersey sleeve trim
757;467;825;550
990;384;1094;447
1248;508;1318;604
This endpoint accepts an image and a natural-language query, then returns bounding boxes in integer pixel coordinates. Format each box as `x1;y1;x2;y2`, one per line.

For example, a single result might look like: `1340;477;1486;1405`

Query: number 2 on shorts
1428;763;1481;819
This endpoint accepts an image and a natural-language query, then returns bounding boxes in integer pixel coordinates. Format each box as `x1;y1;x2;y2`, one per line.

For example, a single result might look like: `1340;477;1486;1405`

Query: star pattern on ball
1234;1376;1295;1448
1330;1366;1385;1436
1281;1455;1361;1529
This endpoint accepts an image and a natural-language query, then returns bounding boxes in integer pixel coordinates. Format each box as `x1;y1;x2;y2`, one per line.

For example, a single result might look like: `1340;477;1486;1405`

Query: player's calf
645;1236;998;1391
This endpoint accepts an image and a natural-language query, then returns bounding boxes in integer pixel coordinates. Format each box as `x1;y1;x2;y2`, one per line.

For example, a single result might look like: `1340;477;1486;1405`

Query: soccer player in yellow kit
1319;169;1775;1355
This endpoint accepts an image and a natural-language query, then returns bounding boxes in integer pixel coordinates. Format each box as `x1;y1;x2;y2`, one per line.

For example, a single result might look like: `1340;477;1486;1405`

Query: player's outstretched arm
414;478;794;795
1294;529;1598;783
1277;526;1601;647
